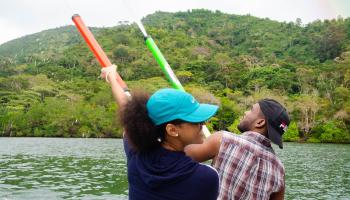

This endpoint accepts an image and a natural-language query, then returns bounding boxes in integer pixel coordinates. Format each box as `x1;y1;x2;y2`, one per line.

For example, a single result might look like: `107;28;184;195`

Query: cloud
0;0;349;45
0;18;24;45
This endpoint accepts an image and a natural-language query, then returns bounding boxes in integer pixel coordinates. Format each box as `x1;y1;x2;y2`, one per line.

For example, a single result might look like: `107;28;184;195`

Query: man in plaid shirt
186;99;290;200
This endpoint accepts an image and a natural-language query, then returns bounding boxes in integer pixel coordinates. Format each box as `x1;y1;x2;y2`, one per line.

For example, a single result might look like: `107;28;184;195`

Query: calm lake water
0;138;349;200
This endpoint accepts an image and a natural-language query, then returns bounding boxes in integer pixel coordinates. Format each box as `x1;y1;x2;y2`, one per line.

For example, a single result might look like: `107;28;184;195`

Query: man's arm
184;131;223;162
270;186;284;200
270;171;285;200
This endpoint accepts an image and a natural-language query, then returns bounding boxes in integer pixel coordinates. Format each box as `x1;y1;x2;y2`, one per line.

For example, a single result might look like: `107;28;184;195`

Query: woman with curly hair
101;65;219;200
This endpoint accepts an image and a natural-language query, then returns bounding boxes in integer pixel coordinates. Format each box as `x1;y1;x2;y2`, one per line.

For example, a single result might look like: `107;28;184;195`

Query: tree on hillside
291;95;320;139
312;23;346;62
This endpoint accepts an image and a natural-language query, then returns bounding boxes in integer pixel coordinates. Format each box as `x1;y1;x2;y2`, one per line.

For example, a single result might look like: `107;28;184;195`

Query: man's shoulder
219;130;241;140
219;131;249;146
218;131;284;168
271;154;285;173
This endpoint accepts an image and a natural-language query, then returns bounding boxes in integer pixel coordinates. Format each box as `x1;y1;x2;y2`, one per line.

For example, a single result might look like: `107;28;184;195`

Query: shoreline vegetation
0;10;349;144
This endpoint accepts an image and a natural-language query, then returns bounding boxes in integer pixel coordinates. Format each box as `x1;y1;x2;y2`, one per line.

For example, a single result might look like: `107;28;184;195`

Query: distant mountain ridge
1;10;349;64
0;25;101;61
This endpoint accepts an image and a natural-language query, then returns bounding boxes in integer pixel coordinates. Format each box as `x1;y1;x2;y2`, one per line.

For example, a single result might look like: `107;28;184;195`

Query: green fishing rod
133;20;185;91
145;37;185;91
133;20;212;137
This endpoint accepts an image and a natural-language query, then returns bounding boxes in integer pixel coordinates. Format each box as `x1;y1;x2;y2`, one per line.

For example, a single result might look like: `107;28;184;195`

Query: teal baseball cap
146;88;218;125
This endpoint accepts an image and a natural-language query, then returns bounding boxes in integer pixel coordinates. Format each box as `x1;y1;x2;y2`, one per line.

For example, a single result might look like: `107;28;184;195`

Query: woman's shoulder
195;163;219;180
188;163;219;187
188;163;219;199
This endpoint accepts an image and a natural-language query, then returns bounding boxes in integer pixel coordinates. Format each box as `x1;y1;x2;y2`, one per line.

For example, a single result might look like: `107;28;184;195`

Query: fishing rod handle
72;14;129;91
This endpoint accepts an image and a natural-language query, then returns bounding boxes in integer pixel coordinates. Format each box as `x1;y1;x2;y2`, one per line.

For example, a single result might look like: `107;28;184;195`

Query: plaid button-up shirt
213;131;285;200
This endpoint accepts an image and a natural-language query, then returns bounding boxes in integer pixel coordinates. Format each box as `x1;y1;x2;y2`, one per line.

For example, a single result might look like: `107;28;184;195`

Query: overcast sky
0;0;349;45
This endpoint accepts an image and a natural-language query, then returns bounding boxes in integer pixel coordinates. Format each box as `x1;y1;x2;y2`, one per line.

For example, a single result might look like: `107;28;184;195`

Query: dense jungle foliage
0;10;349;143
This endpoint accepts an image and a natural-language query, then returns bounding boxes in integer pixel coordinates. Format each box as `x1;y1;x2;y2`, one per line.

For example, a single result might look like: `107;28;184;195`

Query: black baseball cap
258;99;290;149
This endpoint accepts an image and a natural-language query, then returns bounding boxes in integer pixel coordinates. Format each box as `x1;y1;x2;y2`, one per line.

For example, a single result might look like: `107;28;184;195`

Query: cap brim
267;123;283;149
180;104;218;123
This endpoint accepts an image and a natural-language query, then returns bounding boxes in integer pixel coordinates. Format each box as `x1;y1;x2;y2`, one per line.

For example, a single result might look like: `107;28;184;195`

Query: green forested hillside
0;26;102;64
0;10;349;143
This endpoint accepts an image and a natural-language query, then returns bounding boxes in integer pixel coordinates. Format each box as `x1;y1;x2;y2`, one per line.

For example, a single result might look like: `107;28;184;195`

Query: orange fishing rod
72;14;129;93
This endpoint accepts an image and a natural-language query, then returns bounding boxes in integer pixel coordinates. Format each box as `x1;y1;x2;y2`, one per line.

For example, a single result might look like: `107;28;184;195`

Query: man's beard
237;121;248;133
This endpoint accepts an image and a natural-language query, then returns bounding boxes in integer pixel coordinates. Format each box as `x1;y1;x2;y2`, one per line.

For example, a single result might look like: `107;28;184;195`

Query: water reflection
0;138;349;199
275;143;350;200
0;138;128;199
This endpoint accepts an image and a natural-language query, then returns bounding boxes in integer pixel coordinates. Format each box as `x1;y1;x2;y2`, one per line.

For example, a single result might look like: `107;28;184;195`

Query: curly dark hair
119;90;183;153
